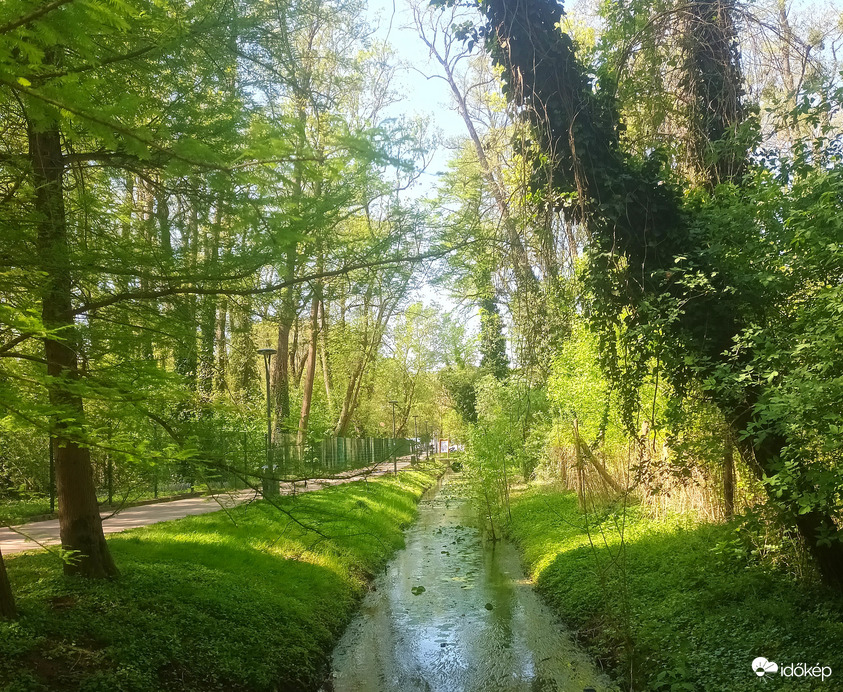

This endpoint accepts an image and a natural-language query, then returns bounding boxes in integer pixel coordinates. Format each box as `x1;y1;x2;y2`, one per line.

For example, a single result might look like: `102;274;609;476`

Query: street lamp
258;347;277;496
388;400;398;475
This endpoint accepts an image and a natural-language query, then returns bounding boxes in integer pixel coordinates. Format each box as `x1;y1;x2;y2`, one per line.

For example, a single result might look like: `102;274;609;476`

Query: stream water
324;474;617;692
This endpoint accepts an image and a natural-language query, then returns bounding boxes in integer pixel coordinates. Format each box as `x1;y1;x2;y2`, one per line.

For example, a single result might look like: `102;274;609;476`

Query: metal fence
2;428;429;517
266;435;416;479
84;433;422;506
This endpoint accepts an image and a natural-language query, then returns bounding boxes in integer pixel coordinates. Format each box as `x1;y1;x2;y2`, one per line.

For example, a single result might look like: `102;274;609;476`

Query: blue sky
364;0;469;189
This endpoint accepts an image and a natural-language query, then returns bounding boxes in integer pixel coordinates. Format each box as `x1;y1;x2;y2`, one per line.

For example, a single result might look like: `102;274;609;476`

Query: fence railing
84;433;425;506
2;429;431;519
266;435;415;479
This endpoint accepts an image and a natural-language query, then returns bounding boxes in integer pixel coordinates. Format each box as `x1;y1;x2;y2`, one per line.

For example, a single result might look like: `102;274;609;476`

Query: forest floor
0;460;444;691
0;458;413;555
508;483;843;692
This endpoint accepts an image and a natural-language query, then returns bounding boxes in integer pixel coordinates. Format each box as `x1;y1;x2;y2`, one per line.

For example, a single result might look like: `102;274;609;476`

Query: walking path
0;458;413;556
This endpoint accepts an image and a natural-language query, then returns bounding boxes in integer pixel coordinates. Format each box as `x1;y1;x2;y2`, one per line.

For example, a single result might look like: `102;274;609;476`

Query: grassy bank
508;485;843;692
0;498;52;528
0;463;443;691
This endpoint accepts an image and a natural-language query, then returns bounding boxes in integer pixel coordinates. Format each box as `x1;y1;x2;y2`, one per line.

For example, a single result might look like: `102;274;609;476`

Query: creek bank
0;463;444;691
507;484;843;692
325;474;616;691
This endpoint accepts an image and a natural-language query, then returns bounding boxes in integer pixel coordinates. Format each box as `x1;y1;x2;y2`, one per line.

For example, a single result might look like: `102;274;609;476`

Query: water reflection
325;475;617;692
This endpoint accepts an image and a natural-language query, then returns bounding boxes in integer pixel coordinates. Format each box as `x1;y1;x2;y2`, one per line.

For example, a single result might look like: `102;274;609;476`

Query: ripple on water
324;475;618;692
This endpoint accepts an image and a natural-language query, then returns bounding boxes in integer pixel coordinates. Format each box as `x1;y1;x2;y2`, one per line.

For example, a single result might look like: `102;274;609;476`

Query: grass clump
0;464;443;691
508;486;843;692
0;497;52;527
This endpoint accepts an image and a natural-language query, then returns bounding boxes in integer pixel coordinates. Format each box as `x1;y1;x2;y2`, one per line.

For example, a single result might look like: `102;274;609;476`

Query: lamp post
413;414;418;462
48;436;55;512
388;400;398;474
258;347;277;496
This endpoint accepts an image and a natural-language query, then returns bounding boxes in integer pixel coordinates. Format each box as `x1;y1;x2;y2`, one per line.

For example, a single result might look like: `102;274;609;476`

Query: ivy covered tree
439;0;843;589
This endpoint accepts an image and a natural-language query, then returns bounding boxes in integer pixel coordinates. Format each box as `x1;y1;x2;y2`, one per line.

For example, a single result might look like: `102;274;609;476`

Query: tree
30;115;118;577
455;0;843;589
0;0;436;579
0;546;15;619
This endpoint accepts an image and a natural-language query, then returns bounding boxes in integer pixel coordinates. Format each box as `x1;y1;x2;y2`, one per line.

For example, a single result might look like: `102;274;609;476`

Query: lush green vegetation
509;484;843;691
0;463;442;691
0;499;52;529
3;0;843;688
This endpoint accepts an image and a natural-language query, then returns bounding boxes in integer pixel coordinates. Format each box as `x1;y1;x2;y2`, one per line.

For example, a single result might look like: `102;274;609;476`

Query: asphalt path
1;458;413;556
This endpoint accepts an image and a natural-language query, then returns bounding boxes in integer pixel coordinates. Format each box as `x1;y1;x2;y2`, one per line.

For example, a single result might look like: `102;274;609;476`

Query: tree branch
0;0;75;36
73;244;467;316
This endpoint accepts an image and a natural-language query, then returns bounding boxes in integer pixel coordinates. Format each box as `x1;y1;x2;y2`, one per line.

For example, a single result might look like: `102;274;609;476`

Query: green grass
0;462;443;691
508;485;843;692
0;498;52;527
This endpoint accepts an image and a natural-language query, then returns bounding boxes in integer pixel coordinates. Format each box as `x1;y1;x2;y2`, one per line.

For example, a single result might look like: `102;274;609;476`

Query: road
0;458;413;556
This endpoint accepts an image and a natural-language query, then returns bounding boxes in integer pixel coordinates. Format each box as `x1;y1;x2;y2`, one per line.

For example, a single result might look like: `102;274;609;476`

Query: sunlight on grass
0;464;444;691
509;482;843;692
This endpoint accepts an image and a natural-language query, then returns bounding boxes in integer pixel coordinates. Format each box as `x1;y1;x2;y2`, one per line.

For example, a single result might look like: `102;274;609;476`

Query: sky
363;0;470;190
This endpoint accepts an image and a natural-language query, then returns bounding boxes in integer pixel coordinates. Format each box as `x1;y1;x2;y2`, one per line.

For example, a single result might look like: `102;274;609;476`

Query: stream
324;473;617;692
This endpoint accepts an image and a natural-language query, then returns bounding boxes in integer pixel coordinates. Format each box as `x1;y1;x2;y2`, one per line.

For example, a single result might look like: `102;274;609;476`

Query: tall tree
29;112;117;577
458;0;843;589
2;0;254;574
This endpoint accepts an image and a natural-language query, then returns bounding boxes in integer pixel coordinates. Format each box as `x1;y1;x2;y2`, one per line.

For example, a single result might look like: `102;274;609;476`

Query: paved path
1;458;413;556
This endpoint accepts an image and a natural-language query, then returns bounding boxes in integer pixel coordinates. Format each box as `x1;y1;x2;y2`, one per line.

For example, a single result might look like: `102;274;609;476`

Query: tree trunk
0;548;16;619
174;202;199;387
319;300;333;415
334;289;399;437
731;399;843;590
416;20;537;293
723;420;735;519
272;312;292;435
29;121;117;579
197;202;222;398
272;246;297;436
679;0;745;186
297;291;320;445
289;319;299;377
230;299;257;401
335;352;366;438
215;297;228;393
155;179;171;253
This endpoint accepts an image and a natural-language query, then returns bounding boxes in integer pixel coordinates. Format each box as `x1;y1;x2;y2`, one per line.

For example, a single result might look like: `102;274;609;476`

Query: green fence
1;430;423;517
